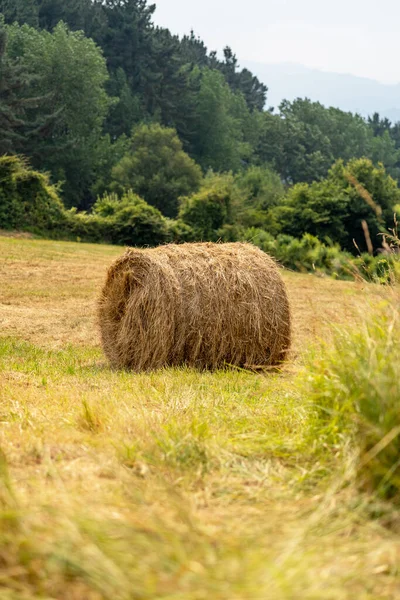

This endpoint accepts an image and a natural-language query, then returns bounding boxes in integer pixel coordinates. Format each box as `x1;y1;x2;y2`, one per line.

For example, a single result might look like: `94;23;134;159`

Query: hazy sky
153;0;400;83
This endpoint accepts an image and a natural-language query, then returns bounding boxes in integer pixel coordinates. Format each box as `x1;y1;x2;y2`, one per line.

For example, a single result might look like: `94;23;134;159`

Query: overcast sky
153;0;400;84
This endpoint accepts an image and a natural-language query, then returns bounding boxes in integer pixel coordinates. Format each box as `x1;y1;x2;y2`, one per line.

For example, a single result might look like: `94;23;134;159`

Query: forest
1;0;400;280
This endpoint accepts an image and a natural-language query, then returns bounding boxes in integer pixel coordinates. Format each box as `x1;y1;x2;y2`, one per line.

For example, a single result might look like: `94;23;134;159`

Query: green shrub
243;229;349;277
305;302;400;501
272;158;400;253
216;223;241;242
243;228;400;283
0;158;170;247
0;155;65;233
64;209;107;243
165;218;196;243
179;176;233;240
3;154;398;280
68;191;170;247
232;165;285;231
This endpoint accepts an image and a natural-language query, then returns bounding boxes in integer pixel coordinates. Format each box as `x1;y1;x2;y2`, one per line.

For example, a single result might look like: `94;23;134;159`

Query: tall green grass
305;296;400;501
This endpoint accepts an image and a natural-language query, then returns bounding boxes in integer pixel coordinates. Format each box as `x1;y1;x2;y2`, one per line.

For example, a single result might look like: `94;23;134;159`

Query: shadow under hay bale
99;242;291;371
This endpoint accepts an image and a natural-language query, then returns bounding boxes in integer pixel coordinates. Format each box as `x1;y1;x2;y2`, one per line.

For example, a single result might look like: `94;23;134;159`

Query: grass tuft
78;400;105;433
305;295;400;501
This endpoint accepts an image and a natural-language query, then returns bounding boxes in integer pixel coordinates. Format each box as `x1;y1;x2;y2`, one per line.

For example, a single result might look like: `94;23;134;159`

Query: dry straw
99;242;291;371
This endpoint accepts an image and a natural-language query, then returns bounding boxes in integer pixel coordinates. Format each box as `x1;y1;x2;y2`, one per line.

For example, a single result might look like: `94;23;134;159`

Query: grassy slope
0;237;399;599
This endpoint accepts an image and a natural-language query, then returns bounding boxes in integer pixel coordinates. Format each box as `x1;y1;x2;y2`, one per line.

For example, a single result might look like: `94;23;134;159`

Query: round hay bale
99;242;291;371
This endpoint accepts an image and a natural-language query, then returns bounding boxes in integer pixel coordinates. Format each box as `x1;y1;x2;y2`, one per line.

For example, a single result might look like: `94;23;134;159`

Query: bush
232;165;285;231
243;228;400;283
243;229;349;277
0;157;170;247
273;158;400;253
64;209;107;243
68;191;170;247
305;302;400;501
0;155;65;233
179;175;233;240
165;218;196;243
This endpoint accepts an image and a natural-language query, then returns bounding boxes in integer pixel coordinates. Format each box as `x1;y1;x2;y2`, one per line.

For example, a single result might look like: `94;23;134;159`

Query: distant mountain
242;61;400;122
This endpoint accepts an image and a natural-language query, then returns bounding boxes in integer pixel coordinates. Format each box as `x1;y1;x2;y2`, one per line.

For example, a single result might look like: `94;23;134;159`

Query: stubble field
0;235;399;600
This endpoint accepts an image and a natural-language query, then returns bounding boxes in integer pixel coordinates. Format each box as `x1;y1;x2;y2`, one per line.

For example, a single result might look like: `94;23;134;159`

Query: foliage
90;133;129;200
331;158;400;252
0;19;56;155
2;152;398;285
67;191;170;247
232;165;285;230
0;0;39;27
256;99;374;185
0;154;65;233
190;68;251;172
0;153;170;247
272;179;350;247
3;1;400;219
166;218;196;243
179;173;234;240
4;0;400;276
111;123;202;218
5;20;111;208
0;0;268;158
105;67;143;138
273;158;400;253
6;21;110;141
244;228;399;283
254;100;400;187
245;230;348;276
217;46;267;112
176;165;285;241
306;301;400;501
94;190;169;246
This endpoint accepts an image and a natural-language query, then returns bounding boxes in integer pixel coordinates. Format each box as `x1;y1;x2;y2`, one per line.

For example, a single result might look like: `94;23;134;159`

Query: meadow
1;235;400;599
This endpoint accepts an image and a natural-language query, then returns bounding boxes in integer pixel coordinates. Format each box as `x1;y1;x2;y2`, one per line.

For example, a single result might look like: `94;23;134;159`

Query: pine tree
179;31;209;67
0;22;60;155
0;24;37;153
0;0;39;27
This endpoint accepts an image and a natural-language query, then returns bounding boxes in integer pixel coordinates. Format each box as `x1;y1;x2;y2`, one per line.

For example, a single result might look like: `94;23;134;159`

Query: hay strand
99;242;291;371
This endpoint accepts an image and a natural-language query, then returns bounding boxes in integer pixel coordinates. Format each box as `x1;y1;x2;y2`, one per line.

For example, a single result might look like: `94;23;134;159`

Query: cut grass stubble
1;236;400;599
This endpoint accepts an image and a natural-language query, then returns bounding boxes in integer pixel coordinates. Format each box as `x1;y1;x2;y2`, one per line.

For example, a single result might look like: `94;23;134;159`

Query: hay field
0;236;399;599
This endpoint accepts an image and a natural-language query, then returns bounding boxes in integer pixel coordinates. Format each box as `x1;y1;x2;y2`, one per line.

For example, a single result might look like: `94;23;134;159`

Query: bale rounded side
99;242;291;371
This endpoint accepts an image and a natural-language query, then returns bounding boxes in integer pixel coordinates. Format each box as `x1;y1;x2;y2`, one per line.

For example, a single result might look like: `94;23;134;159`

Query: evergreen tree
191;68;249;172
179;30;209;68
0;0;39;27
37;0;93;31
89;0;155;89
5;20;111;208
217;46;267;111
0;21;57;155
105;67;143;138
368;112;392;137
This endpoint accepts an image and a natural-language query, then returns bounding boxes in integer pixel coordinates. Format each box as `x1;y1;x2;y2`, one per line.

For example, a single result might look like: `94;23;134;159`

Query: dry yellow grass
0;237;387;353
0;236;399;599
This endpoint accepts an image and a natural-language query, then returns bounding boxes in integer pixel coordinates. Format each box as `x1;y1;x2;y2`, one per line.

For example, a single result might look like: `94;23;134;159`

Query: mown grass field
1;235;400;599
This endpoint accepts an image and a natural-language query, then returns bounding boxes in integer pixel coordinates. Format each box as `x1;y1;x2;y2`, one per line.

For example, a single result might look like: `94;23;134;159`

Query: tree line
1;0;400;270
